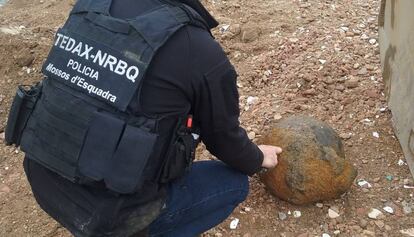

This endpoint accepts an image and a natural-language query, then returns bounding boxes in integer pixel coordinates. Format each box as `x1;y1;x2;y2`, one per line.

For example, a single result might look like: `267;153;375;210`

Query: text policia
45;62;118;103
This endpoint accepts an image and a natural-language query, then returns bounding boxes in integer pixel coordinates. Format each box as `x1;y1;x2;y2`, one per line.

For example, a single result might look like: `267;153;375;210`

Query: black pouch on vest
5;84;42;146
159;128;196;183
78;111;158;194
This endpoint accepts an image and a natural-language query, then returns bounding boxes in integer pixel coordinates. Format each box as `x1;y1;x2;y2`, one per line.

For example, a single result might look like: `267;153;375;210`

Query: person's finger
275;147;283;154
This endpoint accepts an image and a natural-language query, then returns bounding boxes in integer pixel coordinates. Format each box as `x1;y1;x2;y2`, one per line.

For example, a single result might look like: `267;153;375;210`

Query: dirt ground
0;0;413;236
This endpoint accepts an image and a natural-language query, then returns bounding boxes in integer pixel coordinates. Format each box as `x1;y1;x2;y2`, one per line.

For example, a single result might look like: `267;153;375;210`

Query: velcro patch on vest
42;28;145;111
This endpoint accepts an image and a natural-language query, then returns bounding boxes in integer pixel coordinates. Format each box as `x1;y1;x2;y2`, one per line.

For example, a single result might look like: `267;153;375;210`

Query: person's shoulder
184;26;230;75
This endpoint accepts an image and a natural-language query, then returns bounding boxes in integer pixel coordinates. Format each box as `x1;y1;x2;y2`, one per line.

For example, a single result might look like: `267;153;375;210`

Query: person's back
15;0;281;236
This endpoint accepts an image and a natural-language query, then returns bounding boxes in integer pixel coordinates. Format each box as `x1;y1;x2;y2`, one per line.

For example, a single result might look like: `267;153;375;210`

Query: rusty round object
259;116;357;205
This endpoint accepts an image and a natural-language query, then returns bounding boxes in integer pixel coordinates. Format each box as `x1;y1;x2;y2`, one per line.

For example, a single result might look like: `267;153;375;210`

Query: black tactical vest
7;0;205;194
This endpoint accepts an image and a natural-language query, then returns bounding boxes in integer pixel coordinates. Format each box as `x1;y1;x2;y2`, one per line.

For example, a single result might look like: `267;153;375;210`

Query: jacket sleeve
191;43;264;175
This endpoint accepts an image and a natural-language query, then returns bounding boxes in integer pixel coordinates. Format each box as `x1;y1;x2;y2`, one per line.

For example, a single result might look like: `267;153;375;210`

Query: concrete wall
379;0;414;177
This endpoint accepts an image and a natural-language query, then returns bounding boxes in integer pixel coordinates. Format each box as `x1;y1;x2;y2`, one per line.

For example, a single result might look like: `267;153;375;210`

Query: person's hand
259;145;283;169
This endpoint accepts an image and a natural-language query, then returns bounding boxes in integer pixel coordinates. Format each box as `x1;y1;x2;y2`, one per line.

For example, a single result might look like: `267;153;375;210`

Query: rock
375;220;385;229
367;208;383;219
247;96;259;105
357;68;368;75
316;203;324;208
357;180;372;188
400;228;414;236
241;26;261;43
260;116;357;205
278;212;287;221
274;114;283;120
345;78;359;88
230;24;241;36
0;132;5;140
303;88;316;96
215;233;223;237
293;210;301;218
366;90;379;98
359;219;368;228
248;132;256;140
383;206;394;214
229;218;239;230
328;209;340;219
0;184;11;194
14;54;35;67
339;133;352;140
322;234;331;237
402;201;413;214
362;230;375;237
297;233;309;237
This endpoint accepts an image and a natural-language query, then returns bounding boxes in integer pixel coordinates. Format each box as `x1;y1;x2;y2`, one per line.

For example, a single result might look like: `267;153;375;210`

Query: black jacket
24;0;263;236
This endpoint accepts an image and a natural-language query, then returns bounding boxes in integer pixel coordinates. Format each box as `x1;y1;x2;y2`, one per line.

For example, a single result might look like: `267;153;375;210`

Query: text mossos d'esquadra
54;32;140;83
45;63;117;103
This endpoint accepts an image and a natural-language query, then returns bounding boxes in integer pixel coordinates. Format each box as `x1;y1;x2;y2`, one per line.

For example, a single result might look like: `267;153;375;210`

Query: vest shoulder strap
129;5;190;50
70;0;112;15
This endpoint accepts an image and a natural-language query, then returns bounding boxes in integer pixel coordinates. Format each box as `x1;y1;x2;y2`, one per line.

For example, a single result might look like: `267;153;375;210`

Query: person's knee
207;161;249;203
191;160;249;203
235;173;249;204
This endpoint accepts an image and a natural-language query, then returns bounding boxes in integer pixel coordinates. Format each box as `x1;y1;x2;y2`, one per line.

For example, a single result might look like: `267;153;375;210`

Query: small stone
373;177;381;183
359;219;368;228
289;38;299;43
345;78;359;88
340;133;352;140
385;225;392;231
373;132;380;138
0;132;5;140
400;228;414;236
215;233;223;237
398;159;407;166
375;220;385;229
358;68;368;75
293;210;301;218
274;114;282;120
241;27;261;43
402;201;413;214
248;132;256;140
230;218;239;230
246;96;259;105
303;88;316;96
369;38;377;45
243;207;251;212
0;184;11;194
366;89;378;98
328;209;340;219
15;54;35;67
362;230;375;237
316;203;324;208
322;234;331;237
358;180;372;188
278;212;287;221
368;208;383;219
383;206;394;214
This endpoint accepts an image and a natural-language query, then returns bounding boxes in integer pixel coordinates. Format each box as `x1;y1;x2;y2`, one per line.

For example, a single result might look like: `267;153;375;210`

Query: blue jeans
149;161;249;237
